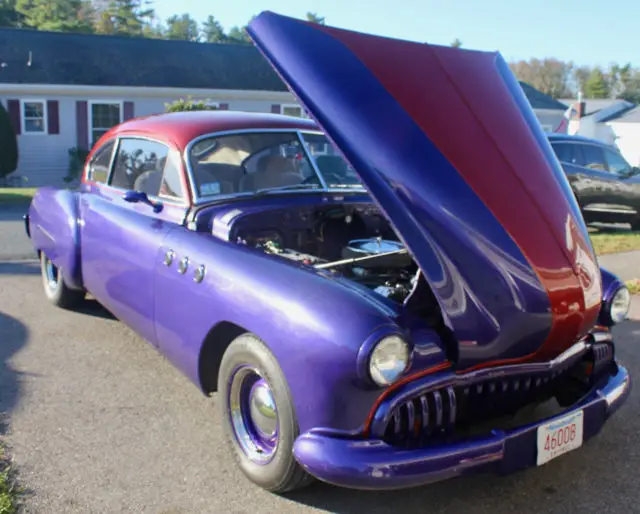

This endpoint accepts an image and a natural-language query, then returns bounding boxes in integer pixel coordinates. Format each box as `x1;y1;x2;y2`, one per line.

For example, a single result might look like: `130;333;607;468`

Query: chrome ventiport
178;257;189;274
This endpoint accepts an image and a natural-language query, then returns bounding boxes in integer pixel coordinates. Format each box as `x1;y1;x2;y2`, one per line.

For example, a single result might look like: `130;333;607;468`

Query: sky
153;0;638;68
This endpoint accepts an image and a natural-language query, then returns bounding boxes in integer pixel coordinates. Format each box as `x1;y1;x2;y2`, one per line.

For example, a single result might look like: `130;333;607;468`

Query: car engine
259;236;418;303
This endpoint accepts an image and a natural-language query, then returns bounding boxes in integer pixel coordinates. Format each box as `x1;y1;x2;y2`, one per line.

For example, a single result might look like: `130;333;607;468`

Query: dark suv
548;133;640;230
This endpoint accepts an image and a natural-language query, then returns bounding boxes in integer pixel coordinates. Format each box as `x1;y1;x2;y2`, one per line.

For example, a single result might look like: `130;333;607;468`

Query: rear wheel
631;216;640;232
217;333;313;493
40;252;85;309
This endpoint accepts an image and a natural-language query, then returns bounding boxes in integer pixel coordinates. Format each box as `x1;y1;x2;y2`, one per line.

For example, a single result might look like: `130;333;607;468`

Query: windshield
188;131;363;198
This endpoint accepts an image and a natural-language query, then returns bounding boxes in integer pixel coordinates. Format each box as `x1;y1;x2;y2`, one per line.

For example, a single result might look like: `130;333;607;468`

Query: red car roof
107;110;321;150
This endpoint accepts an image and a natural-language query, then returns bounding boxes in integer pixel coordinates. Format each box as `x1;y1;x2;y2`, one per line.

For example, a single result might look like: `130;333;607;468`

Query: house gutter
0;83;296;101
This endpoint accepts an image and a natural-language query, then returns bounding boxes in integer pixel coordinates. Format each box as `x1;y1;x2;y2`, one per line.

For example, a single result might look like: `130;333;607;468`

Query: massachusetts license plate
536;410;584;466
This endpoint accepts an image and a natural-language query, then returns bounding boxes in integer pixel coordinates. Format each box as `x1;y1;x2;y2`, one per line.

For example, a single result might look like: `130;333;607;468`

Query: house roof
0;27;568;112
557;98;625;116
518;82;568;110
0;27;288;91
606;106;640;123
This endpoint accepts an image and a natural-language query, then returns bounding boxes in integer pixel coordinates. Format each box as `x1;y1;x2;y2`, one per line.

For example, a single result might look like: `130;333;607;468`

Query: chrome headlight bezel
367;334;411;387
600;284;631;326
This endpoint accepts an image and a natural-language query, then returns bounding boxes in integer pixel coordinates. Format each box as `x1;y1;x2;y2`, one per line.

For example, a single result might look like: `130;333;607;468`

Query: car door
79;136;189;347
601;146;638;219
550;140;603;212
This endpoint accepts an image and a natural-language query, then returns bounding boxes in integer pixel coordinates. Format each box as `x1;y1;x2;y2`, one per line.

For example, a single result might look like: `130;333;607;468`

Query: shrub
165;97;219;112
0;102;18;179
65;147;90;183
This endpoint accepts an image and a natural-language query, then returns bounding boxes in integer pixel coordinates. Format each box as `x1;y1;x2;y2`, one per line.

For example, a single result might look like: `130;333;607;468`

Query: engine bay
229;202;420;304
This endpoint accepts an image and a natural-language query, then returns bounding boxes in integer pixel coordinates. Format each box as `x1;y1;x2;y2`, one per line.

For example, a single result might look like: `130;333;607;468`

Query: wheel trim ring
228;365;279;465
44;257;59;291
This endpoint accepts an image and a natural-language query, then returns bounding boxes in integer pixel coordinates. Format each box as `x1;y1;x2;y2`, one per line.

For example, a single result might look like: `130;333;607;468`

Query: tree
509;58;574;98
584;67;610;98
93;0;154;36
165;13;199;41
305;12;325;24
16;0;94;32
201;14;226;43
164;97;219;112
450;38;462;48
0;0;22;27
0;102;18;179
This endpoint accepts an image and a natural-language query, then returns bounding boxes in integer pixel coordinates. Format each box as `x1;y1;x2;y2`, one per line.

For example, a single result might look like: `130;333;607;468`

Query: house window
89;101;122;147
281;104;306;118
21;100;47;134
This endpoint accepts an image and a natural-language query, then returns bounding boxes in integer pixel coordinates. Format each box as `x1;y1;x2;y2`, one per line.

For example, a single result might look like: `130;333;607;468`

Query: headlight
369;335;410;387
609;286;631;324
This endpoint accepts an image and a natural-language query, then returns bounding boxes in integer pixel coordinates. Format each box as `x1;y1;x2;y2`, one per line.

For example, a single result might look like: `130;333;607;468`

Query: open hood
247;12;602;370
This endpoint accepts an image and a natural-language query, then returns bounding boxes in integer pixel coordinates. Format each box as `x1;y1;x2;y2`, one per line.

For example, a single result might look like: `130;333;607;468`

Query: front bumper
293;361;631;490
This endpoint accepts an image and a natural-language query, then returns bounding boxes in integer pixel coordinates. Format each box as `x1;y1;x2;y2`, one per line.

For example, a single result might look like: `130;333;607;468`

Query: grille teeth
382;365;585;446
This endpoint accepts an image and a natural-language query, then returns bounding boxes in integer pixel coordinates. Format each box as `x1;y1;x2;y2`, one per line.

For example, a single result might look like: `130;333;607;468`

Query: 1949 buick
24;11;632;493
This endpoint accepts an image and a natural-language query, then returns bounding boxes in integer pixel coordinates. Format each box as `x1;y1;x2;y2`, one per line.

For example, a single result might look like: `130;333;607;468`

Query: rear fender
28;187;83;290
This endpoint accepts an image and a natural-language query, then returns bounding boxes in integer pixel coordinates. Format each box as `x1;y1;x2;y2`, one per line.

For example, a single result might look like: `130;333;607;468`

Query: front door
79;136;189;346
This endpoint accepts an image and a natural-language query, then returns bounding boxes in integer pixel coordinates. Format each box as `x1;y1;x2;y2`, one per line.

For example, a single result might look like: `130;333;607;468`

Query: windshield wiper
253;183;321;196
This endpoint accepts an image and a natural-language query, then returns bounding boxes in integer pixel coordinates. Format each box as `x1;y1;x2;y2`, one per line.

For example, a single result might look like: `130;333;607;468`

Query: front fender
28;187;83;290
152;227;430;433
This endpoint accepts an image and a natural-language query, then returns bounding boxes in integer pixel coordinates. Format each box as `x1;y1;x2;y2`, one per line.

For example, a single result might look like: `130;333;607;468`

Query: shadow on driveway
0;311;28;435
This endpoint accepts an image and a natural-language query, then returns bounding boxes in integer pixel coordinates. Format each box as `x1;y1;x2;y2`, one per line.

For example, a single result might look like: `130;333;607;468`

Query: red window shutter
218;103;229;110
76;101;89;150
7;99;21;135
123;101;134;121
271;104;281;114
47;100;60;134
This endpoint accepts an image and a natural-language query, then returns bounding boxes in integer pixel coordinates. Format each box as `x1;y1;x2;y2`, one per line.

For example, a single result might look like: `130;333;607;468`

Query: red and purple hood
247;12;602;370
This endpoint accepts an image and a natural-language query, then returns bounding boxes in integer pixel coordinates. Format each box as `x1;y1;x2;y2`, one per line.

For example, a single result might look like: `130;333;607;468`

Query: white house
559;97;639;165
1;26;569;186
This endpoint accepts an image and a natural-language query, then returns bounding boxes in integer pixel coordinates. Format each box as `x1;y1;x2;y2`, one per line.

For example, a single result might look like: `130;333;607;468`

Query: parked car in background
548;133;640;230
24;11;632;494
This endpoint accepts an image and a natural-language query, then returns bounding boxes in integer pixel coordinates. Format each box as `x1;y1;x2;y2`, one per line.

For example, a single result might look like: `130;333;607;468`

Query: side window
551;142;580;165
110;138;169;197
87;140;115;183
158;149;186;200
579;144;607;171
603;148;631;175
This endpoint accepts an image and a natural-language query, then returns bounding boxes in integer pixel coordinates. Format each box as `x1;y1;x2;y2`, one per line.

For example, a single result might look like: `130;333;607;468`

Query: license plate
536;410;584;466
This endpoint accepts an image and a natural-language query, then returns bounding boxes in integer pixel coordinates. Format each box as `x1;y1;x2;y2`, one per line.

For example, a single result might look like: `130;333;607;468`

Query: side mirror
122;190;163;213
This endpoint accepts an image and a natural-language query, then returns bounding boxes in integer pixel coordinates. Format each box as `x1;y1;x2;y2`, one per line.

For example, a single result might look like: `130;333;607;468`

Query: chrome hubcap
228;366;278;464
44;257;59;291
249;380;277;438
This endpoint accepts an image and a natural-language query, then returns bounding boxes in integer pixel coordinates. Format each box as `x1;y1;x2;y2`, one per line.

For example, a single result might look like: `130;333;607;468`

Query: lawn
0;188;37;206
588;230;640;256
0;444;17;514
627;279;640;295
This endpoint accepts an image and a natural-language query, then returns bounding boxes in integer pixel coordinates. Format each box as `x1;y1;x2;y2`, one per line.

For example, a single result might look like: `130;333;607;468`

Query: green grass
0;187;37;206
0;445;17;514
627;279;640;295
589;230;640;255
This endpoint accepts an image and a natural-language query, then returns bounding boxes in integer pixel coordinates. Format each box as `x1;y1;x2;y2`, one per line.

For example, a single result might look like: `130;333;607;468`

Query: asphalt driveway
0;261;639;514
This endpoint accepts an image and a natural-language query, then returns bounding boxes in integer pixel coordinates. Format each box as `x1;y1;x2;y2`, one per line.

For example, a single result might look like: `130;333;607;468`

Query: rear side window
579;144;607;170
110;138;170;197
551;142;581;165
87;140;115;183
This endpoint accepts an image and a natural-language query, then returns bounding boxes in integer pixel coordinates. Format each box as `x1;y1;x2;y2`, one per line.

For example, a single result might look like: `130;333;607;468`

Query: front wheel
217;333;313;493
40;252;85;309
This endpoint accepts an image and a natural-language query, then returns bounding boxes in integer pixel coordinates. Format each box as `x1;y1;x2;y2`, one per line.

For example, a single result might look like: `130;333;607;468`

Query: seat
239;155;302;192
133;157;165;197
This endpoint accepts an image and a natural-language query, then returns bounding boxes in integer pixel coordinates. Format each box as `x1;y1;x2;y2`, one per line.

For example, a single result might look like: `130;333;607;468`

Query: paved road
0;206;36;261
0;262;639;514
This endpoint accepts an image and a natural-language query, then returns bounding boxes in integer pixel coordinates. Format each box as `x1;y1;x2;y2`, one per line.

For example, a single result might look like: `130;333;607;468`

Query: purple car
25;12;632;493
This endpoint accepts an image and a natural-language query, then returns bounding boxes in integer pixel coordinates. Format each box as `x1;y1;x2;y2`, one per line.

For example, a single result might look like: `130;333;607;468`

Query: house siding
0;92;295;186
534;111;565;133
607;122;640;167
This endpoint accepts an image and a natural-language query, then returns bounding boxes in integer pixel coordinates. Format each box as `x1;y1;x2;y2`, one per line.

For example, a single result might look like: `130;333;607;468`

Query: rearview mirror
122;190;163;213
